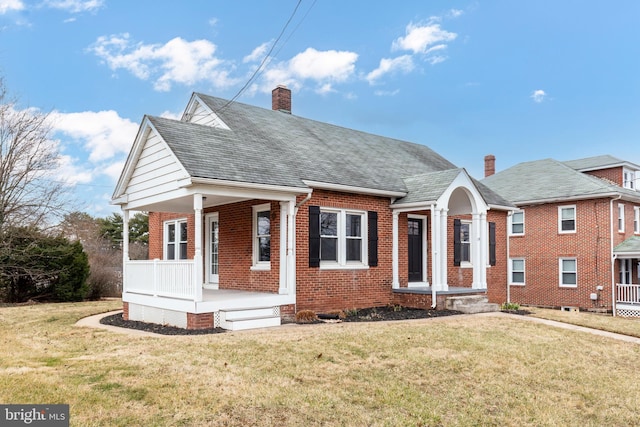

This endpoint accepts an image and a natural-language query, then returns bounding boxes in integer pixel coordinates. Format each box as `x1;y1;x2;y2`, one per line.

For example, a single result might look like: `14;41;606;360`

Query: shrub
501;302;521;311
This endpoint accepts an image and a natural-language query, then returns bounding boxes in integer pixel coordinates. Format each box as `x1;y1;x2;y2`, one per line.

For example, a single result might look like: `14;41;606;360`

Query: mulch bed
100;306;465;335
501;309;532;316
100;313;226;335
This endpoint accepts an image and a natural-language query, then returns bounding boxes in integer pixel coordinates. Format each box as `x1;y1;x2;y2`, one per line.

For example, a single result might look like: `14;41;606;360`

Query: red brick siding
509;199;614;309
487;210;508;305
585;167;622;186
122;301;129;320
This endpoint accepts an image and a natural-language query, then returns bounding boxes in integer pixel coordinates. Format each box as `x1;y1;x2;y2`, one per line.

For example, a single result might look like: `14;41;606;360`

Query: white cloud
43;0;104;13
261;47;358;93
449;9;464;18
366;55;414;84
374;89;400;96
50;110;138;162
0;0;24;14
392;22;457;55
88;33;237;91
531;89;547;103
54;153;94;185
244;41;270;63
104;160;125;181
160;110;182;120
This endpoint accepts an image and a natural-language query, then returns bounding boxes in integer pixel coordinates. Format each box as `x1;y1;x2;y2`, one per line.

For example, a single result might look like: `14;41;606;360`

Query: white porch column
473;212;488;289
286;199;295;294
279;202;288;294
392;211;400;289
122;209;130;293
438;208;449;291
193;194;203;302
431;207;441;289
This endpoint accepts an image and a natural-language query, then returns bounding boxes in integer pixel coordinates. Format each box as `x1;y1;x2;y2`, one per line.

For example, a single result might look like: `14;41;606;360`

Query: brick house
112;87;513;330
482;155;640;316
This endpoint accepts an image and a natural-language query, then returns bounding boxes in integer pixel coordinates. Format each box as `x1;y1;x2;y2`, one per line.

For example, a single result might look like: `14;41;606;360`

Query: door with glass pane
206;214;219;286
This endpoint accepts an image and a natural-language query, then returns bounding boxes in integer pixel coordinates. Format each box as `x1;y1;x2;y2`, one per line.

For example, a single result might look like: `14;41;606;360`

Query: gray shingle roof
614;236;640;254
564;155;640;171
145;93;509;205
482;158;640;204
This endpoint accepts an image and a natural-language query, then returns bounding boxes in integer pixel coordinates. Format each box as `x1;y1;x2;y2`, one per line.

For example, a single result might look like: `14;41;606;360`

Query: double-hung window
559;258;577;287
165;219;188;260
618;204;625;233
558;205;576;233
510;259;525;285
634;207;640;234
319;209;366;266
510;211;524;235
623;169;635;190
460;221;471;264
252;203;271;269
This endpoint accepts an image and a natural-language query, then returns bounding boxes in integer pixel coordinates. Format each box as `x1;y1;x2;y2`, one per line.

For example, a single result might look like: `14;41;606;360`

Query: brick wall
585;167;622;186
509;199;614;309
187;312;214;329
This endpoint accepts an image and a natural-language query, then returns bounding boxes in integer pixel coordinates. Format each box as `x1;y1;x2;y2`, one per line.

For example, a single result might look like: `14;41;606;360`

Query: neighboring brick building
482;155;640;316
112;87;513;330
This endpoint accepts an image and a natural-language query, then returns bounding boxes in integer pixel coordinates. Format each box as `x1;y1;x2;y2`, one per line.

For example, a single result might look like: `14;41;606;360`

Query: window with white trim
320;208;367;266
509;258;525;285
558;205;576;233
460;221;471;264
559;258;577;287
510;211;524;235
252;203;271;269
618;203;625;233
164;219;188;260
634;206;640;234
623;169;635;190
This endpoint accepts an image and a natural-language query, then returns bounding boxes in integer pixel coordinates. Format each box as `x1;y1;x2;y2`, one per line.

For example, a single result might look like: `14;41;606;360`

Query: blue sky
1;0;639;217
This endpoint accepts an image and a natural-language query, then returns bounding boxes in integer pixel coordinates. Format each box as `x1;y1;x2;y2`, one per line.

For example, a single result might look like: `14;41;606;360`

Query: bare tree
0;79;67;233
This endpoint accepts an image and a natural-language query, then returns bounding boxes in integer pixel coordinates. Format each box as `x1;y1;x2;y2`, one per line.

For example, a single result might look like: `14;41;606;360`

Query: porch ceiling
131;194;247;213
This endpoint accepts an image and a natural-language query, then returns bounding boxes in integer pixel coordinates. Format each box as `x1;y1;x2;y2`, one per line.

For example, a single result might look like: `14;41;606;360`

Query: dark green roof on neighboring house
614;236;640;255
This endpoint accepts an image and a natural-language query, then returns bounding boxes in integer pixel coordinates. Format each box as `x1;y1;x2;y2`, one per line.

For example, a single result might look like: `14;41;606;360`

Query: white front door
205;213;219;288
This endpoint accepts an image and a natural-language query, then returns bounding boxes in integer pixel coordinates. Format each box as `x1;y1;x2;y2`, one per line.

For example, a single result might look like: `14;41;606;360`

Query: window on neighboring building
252;203;271;268
510;211;524;235
558;205;576;233
620;259;632;284
618;204;625;233
319;209;366;265
164;219;188;260
623;169;635;190
510;258;525;285
559;258;577;287
634;206;640;234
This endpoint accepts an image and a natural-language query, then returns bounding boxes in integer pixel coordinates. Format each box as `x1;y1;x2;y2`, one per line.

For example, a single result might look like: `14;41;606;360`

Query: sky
1;0;639;217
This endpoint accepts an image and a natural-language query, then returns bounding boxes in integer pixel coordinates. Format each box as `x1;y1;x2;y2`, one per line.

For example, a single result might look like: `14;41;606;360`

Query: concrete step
446;295;499;314
219;307;281;331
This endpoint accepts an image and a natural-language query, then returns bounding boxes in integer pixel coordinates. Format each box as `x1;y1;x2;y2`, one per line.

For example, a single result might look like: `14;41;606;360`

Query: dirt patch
340;306;462;322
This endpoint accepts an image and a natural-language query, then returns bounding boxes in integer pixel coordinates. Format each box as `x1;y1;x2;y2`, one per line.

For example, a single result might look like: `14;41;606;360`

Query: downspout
610;195;622;316
506;211;512;304
295;190;313;214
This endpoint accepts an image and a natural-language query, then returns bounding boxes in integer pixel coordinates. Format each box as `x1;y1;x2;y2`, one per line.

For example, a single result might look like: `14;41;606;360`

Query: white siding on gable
125;131;187;203
184;100;230;130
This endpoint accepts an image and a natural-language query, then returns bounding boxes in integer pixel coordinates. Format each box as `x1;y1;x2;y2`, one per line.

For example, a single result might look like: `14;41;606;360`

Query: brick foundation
122;301;129;320
280;304;296;322
187;312;214;330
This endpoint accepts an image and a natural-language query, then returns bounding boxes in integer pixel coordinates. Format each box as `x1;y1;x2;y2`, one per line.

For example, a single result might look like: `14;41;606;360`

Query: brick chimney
484;154;496;177
272;85;291;114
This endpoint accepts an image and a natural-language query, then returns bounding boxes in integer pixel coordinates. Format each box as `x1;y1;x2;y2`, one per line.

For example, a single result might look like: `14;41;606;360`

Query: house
112;86;513;330
482;154;640;316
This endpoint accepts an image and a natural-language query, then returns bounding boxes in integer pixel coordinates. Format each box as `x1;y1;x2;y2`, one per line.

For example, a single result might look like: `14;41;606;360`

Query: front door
408;218;423;282
206;213;219;287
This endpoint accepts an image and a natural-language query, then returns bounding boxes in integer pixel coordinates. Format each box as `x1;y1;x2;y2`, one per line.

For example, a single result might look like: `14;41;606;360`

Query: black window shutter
368;211;378;267
453;218;461;266
308;206;320;267
489;221;496;266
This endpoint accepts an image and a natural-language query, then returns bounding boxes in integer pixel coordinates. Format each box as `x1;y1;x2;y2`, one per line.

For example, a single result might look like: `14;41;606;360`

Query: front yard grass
1;300;640;426
529;306;640;338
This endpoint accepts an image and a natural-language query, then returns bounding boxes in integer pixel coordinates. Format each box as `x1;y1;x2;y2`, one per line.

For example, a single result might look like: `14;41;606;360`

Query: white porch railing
124;259;196;300
616;283;640;305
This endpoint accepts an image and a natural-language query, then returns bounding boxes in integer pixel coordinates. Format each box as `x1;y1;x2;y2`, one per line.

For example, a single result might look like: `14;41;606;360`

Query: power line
215;0;305;113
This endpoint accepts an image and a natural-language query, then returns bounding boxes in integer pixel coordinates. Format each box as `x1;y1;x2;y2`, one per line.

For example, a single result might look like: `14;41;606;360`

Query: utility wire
215;0;304;113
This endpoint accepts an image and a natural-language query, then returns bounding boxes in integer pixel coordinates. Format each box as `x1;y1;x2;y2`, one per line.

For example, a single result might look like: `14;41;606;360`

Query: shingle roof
145;93;509;205
614;236;640;254
482;158;640;204
564;155;640;171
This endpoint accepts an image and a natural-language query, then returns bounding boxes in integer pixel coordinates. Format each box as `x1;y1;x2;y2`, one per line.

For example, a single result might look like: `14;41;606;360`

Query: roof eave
302;180;407;198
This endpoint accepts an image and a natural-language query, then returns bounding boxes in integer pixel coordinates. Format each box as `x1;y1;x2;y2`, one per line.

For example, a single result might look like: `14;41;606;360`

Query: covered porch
614;236;640;317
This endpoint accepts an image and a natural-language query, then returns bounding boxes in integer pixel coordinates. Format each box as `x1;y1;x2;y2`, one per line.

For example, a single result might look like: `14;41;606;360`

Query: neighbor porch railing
124;259;196;300
616;283;640;305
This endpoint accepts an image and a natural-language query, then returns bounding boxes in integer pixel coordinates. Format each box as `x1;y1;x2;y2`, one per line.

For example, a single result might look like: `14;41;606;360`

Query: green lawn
1;301;640;426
